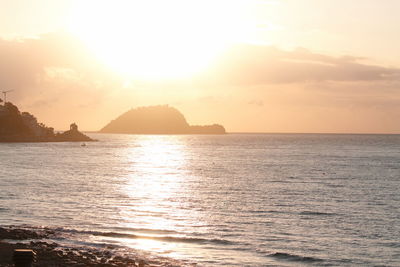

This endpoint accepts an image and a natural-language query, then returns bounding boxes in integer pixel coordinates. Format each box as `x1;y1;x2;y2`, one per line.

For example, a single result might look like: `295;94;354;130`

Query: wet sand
0;227;193;267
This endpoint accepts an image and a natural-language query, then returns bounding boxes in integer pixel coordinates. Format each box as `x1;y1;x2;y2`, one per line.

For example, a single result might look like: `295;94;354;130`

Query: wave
268;252;323;263
381;241;400;248
53;227;235;246
96;232;235;245
299;211;337;216
111;226;180;235
248;209;286;214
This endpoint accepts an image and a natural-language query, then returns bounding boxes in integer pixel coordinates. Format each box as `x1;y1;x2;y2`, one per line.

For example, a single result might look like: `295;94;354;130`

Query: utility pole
2;90;13;104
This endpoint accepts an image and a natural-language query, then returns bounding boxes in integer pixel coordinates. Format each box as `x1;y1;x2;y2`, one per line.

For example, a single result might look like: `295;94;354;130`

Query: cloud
0;32;121;105
0;32;398;132
2;33;400;96
199;45;400;85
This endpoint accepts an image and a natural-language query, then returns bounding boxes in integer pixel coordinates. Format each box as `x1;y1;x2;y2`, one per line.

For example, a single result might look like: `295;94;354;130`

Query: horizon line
78;131;400;135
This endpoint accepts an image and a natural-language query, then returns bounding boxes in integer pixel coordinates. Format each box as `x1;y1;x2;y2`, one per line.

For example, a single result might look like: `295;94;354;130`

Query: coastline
0;226;196;267
0;102;95;143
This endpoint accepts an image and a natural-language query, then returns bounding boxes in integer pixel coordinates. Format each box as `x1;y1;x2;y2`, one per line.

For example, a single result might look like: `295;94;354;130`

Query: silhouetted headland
100;105;226;134
0;102;94;142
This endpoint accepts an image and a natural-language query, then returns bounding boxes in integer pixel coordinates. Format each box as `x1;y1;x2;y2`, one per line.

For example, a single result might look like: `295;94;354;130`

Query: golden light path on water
115;136;202;257
88;135;257;264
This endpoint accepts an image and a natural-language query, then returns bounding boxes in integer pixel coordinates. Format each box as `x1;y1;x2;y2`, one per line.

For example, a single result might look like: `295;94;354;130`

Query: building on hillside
70;123;78;131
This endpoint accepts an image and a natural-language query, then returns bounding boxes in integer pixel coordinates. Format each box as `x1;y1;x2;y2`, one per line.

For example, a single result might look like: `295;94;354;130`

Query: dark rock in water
100;105;226;134
0;102;94;142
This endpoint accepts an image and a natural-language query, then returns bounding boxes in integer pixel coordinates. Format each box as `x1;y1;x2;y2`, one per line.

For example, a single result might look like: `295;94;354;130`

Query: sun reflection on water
117;135;194;254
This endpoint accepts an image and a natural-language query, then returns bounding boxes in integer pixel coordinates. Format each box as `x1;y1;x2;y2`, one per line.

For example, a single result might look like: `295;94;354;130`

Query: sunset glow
1;0;400;133
2;1;400;266
68;0;259;79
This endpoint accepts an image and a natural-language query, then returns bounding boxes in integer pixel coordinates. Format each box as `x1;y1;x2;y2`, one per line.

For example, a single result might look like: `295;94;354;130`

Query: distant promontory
100;105;226;134
0;102;94;142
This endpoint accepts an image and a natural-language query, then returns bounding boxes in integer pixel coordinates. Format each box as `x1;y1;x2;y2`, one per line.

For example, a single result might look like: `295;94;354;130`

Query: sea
0;133;399;266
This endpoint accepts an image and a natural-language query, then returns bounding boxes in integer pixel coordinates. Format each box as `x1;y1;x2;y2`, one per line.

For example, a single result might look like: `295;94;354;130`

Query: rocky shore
0;227;193;267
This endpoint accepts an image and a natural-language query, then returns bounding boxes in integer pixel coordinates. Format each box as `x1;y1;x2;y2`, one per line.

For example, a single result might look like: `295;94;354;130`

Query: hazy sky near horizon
1;0;400;133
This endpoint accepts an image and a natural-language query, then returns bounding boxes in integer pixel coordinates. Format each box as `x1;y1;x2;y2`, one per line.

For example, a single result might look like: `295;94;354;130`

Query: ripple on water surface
0;133;400;266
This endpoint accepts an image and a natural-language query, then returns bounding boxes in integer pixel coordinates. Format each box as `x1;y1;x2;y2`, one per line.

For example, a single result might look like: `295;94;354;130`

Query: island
100;105;226;134
0;102;94;142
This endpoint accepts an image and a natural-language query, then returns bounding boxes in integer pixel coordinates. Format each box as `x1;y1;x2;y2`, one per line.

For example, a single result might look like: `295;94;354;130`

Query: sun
68;0;257;80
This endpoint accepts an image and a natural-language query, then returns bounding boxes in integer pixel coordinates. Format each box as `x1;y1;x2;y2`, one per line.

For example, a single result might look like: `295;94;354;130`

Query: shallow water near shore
1;133;400;266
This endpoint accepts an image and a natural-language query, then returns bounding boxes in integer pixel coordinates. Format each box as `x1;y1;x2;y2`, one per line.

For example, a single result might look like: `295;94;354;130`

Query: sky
1;0;400;133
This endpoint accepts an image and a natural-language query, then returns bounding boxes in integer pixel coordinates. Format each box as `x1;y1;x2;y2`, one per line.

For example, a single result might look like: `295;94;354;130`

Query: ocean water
0;133;399;266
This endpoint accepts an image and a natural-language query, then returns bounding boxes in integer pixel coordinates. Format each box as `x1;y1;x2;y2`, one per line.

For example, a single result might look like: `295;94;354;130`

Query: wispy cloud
199;45;400;85
0;32;120;104
2;33;399;96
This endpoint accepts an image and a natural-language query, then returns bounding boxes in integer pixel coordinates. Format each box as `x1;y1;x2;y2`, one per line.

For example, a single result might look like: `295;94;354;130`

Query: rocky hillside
0;102;94;142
